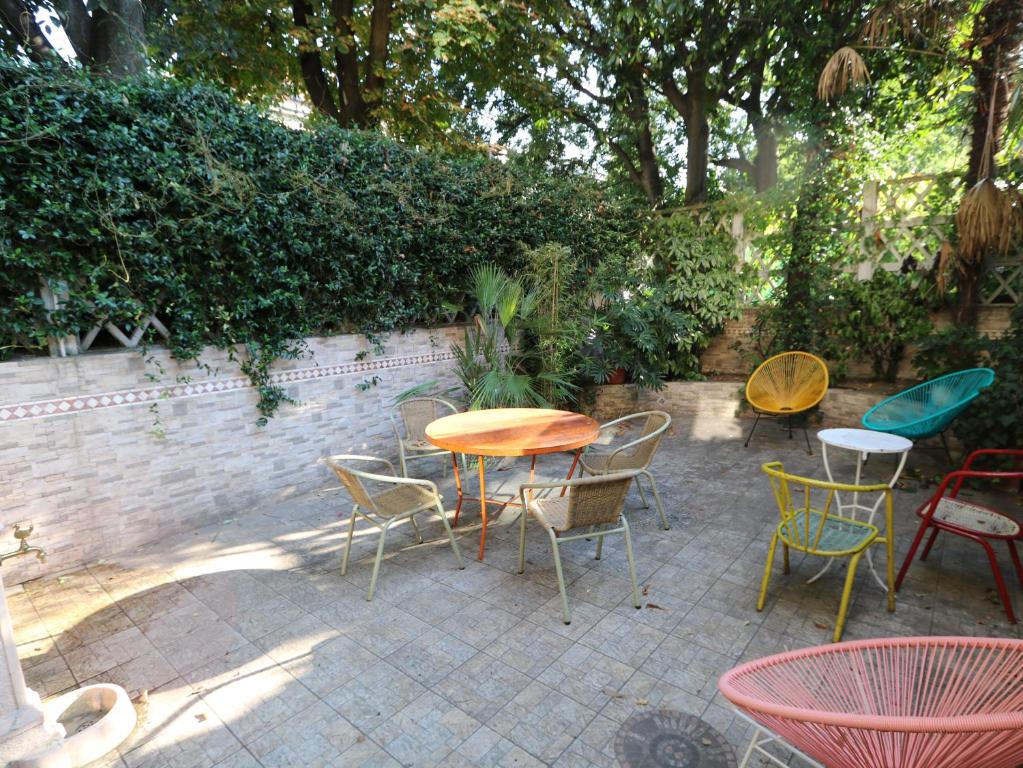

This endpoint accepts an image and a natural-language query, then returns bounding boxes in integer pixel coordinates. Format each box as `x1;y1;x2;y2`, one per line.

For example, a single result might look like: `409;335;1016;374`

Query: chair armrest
939;467;1023;502
961;449;1023;472
321;454;397;476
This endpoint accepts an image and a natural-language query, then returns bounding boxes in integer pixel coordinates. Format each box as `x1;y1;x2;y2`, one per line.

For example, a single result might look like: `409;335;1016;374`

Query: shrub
0;58;641;419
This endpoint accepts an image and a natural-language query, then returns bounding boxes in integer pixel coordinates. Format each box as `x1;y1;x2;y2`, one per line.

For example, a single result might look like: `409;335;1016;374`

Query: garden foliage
0;58;640;418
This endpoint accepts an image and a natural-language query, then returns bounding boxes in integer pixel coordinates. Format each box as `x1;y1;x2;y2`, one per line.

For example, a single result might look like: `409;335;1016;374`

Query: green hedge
0;59;641;417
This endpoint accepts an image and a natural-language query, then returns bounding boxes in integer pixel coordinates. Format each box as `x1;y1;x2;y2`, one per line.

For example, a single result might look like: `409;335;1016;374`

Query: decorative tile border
0;349;459;423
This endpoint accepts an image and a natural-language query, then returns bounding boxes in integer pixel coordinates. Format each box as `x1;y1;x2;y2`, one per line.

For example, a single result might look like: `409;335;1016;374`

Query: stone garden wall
0;327;466;584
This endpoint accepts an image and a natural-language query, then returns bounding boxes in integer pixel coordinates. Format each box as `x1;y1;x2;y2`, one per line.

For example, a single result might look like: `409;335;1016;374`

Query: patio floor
10;414;1023;767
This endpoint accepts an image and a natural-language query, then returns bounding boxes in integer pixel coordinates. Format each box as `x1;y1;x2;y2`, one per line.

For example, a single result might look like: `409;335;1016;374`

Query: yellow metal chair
758;462;895;642
744;351;829;454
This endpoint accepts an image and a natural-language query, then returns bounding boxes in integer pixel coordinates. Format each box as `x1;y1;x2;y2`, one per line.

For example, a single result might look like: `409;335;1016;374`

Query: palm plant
453;263;576;409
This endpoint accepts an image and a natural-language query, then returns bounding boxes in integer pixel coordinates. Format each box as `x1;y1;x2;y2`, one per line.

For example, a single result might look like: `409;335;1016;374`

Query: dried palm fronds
955;179;1020;265
818;47;871;101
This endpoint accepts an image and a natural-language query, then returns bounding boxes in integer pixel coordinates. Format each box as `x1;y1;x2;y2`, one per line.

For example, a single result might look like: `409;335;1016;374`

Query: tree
1;0;146;76
144;0;501;142
819;0;1023;323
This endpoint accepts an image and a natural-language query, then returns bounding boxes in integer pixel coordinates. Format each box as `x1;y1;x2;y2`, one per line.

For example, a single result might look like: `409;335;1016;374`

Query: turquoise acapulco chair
861;368;995;461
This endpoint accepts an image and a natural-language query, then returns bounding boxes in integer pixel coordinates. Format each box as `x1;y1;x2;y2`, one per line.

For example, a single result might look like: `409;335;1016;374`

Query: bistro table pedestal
426;408;600;560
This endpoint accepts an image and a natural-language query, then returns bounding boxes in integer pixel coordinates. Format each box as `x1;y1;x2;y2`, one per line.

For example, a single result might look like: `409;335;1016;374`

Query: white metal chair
390;397;462;477
578;411;671;529
518;471;642;624
323;455;464;601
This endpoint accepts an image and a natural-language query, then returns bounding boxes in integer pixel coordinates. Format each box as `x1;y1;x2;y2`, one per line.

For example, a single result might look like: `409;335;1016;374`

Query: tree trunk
0;0;59;62
89;0;146;77
625;77;663;204
956;0;1023;325
684;73;709;204
753;118;778;193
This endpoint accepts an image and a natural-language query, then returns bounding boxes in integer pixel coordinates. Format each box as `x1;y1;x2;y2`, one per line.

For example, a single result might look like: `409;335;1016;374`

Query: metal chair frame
389;396;464;477
579;411;671;530
895;448;1023;623
323;454;464;601
517;471;642;624
759;461;895;642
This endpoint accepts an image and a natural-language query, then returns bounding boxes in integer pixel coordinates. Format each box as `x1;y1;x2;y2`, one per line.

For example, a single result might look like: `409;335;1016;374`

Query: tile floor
10;415;1023;767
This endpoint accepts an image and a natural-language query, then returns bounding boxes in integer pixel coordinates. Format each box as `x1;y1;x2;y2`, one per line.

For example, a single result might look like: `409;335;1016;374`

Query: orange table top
425;408;600;457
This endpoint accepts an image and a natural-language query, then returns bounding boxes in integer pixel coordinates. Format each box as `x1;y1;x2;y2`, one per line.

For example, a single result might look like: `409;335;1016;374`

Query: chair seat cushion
781;510;878;555
528;497;571;532
932;498;1021;538
371;484;438;516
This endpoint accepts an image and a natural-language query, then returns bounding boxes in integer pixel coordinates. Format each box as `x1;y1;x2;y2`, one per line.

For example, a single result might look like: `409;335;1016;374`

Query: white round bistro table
810;427;913;591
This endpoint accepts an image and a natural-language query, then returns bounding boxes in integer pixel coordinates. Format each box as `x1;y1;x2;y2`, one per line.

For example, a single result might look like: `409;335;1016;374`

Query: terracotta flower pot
606;367;627;385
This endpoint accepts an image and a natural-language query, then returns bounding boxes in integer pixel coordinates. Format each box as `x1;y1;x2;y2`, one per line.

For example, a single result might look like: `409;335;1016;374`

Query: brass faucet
0;522;46;565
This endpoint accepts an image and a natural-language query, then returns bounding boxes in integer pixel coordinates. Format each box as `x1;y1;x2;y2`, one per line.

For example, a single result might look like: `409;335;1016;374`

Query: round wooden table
426;408;600;560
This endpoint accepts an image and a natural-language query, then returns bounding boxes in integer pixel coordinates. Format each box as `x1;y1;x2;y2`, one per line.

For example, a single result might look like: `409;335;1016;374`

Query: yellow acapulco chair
744;351;829;454
758;462;895;642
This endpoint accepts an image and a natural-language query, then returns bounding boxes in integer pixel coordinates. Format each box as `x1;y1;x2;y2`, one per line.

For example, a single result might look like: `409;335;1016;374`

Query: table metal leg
862;450;909;592
478;456;487;561
451;452;464;527
562;448;582;497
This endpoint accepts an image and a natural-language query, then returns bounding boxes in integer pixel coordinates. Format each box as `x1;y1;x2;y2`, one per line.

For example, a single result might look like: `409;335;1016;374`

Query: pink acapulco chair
719;636;1023;768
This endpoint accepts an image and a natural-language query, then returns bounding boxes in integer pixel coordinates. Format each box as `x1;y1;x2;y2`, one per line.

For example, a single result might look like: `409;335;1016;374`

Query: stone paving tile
434;651;534;722
577;610;667;668
323;659;427;733
599;670;709;724
385;626;476;687
439;600;523;649
13;418;1022;767
119;677;243;768
449;725;548;767
536;644;636;711
184;644;318;744
370;690;484;767
245;700;366;768
347;604;434;657
137;603;249;676
484;619;574;678
490;680;599;764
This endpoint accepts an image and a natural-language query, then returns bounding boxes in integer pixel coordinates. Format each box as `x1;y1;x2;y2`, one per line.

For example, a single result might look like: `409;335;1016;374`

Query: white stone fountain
0;526;136;768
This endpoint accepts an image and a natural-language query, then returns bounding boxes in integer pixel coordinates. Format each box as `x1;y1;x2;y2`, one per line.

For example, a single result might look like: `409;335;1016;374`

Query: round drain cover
614;710;736;768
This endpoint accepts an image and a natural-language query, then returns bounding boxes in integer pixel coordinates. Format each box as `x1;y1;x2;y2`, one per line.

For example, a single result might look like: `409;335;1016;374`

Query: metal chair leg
409;515;424;544
642;470;669;530
981;538;1016;623
340;505;358;575
802;424;813;455
744;411;762;447
547;528;571;624
1009;540;1023;589
635;477;649;509
834;550;864;642
595;531;604;560
921;528;940;561
757;534;779;611
366;519;393;602
939;431;953;466
435;503;464;571
622;517;640;609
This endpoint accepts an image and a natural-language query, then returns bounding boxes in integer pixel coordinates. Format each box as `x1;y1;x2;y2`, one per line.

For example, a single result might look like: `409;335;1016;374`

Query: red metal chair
895;448;1023;622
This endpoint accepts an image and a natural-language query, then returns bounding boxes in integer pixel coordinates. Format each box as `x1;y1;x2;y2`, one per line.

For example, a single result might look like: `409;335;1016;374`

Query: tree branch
364;0;391;98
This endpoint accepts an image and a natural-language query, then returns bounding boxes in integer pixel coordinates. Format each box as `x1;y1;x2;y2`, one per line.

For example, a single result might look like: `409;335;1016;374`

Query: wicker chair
578;411;671;530
518;471;641;624
759;462;895;642
719;636;1023;768
895;448;1023;623
744;352;829;454
390;397;462;477
861;368;995;462
323;455;464;601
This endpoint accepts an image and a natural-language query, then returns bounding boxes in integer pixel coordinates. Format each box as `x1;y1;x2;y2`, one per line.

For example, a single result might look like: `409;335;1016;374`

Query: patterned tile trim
0;349;460;423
